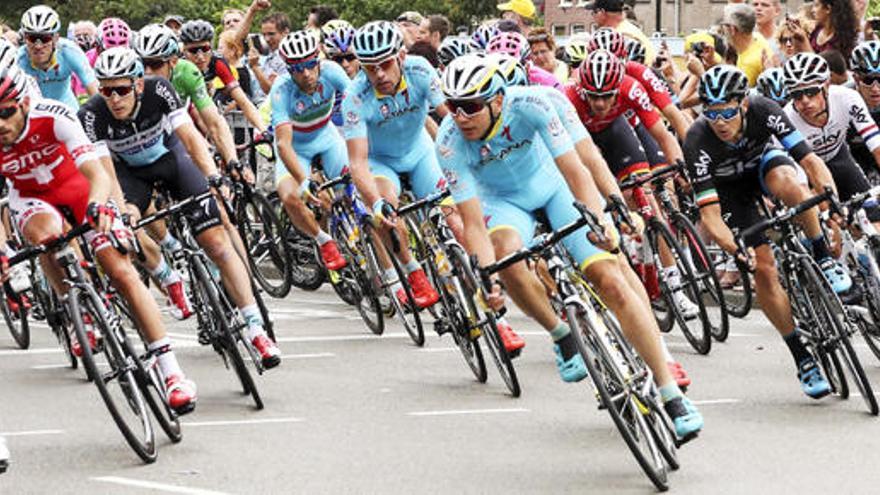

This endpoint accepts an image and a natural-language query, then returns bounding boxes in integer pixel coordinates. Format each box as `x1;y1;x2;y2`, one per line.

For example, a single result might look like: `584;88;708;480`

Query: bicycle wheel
369;225;424;346
854;248;880;362
236;192;293;299
331;219;384;334
669;212;729;342
357;227;389;335
192;256;264;410
648;218;712;355
442;244;489;384
713;249;753;318
566;303;669;491
1;286;29;349
69;286;157;463
127;337;183;443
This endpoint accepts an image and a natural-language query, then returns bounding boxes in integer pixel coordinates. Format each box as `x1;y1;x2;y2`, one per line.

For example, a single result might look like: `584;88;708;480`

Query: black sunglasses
790;86;822;101
447;99;489;117
186;44;212;55
332;53;357;63
99;85;136;98
859;74;880;87
0;105;19;120
25;33;53;45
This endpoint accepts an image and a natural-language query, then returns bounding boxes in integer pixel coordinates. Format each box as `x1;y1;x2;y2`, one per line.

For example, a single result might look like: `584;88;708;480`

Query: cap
684;31;715;52
395;11;424;25
583;0;624;12
163;15;184;26
497;0;537;20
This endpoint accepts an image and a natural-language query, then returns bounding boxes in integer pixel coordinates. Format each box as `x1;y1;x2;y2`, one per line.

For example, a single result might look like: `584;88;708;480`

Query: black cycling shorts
634;121;667;170
592;116;650;181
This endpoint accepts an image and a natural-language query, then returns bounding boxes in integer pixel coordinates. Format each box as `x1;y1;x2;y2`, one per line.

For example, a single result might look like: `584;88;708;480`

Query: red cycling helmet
588;28;627;59
576;49;625;95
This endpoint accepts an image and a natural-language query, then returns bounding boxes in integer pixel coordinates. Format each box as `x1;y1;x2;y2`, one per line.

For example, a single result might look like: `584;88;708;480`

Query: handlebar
8;222;92;266
133;190;215;231
617;162;682;192
397;189;452;216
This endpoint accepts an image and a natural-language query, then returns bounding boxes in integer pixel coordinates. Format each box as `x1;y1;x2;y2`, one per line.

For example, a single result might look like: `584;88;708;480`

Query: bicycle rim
283;219;325;291
238;193;293;299
357;234;387;335
2;288;29;349
127;338;183;443
380;233;424;346
70;287;157;463
445;244;488;384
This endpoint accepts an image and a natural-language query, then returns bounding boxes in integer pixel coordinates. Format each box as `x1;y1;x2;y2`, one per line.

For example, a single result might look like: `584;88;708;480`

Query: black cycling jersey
850;105;880;185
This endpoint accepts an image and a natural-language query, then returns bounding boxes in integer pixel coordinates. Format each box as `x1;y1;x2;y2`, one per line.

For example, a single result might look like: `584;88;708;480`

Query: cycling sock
783;329;812;367
315;230;332;246
550;322;578;361
405;260;421;275
241;304;265;335
150;258;180;287
149;337;182;378
160;232;183;252
810;236;831;260
658;336;675;363
383;268;397;283
659;383;683;404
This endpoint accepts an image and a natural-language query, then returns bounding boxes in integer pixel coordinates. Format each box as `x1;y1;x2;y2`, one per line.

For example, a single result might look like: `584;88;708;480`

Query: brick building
542;0;808;40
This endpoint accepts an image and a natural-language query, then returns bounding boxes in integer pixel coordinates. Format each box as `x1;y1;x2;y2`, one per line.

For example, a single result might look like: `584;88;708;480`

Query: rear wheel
236;192;293;299
442;244;488;384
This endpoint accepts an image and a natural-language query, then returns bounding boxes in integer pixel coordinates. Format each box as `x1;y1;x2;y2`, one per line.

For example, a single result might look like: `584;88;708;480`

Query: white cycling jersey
784;84;880;162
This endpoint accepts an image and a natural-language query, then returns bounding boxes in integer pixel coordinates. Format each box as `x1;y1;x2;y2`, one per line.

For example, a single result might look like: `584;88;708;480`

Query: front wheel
236;192;293;299
1;286;29;349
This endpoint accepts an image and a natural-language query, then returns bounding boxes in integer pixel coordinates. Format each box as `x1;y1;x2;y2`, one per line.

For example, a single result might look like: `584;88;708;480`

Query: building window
552;24;567;38
571;23;586;34
559;0;574;7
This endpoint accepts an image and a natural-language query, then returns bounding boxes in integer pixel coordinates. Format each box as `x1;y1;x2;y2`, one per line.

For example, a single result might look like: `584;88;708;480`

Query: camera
869;17;880;32
692;41;706;57
246;33;270;56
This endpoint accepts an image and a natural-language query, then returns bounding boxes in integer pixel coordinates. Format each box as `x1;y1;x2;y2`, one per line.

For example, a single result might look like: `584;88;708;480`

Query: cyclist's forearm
277;129;307;185
458;199;497;270
348;138;381;207
663;105;690;141
799;153;836;196
80;159;113;206
201;105;237;165
652;123;684;163
556;151;604;216
701;204;737;253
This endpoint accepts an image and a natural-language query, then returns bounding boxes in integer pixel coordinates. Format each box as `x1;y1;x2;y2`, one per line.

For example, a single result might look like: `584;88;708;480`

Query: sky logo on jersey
694;149;712;177
766;114;791;136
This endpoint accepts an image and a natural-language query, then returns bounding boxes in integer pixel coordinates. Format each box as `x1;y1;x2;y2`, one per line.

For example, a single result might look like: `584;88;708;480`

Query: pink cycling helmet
486;32;531;64
98;18;132;50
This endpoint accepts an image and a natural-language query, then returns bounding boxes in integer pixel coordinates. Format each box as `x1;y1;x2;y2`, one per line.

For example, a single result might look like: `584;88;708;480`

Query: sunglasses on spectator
447;98;491;117
287;58;320;73
185;44;212;55
703;107;739;121
24;33;53;45
527;34;550;44
779;34;805;45
143;58;167;70
859;74;880;87
99;85;136;98
790;86;822;101
0;105;19;120
332;53;357;63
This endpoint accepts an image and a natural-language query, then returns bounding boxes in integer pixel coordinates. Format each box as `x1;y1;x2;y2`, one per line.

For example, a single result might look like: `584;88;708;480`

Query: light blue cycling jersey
270;60;350;182
17;38;96;109
537;85;590;144
436;86;612;269
341;55;444;162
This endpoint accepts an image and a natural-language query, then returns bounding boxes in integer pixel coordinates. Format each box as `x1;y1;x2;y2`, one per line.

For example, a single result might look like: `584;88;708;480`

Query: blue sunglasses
288;58;320;73
704;107;739;122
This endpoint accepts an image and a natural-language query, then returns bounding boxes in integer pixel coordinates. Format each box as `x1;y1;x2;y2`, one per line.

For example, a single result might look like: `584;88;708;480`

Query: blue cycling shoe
554;345;588;383
798;357;831;399
663;396;703;443
819;257;852;294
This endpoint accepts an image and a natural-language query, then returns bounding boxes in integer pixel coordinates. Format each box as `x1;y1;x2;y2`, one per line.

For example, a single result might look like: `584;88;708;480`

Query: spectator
853;0;868;41
417;15;450;51
819;49;852;85
497;0;536;35
0;24;18;45
164;15;184;35
308;5;338;29
753;0;782;65
810;0;859;60
867;18;880;42
527;27;569;83
496;19;521;33
232;0;288;94
720;3;771;86
777;14;814;63
396;11;424;49
586;0;655;66
218;30;256;103
408;40;440;68
679;31;726;109
222;9;245;32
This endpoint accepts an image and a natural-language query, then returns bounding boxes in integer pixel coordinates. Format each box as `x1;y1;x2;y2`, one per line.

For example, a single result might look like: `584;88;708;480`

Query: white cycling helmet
94;47;144;80
280;30;319;63
20;5;61;35
441;53;505;101
0;65;29;103
134;24;179;60
438;37;480;67
353;21;403;64
0;39;17;70
783;52;830;89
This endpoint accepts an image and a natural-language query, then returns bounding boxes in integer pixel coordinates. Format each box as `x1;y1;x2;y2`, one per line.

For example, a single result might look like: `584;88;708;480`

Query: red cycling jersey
564;75;661;134
624;61;672;128
0;98;96;194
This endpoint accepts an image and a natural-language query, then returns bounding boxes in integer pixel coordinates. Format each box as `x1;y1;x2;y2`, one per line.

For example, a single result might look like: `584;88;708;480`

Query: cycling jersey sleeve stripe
779;130;805;150
696;188;719;207
168;107;192;130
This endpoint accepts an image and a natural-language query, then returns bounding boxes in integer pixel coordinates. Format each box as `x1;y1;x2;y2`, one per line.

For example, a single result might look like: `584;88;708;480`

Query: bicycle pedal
433;320;451;337
508;348;522;360
469;327;482;340
197;330;212;346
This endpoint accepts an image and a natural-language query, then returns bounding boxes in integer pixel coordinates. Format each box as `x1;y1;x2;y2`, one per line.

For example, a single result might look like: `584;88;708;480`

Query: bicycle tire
328;219;366;307
236;192;293;299
126;336;183;443
714;249;753;318
370;224;424;346
1;287;29;349
444;244;489;385
70;286;157;463
356;226;389;335
331;218;384;334
857;247;880;363
670;212;730;342
648;218;712;355
566;303;669;491
279;207;325;291
192;256;264;410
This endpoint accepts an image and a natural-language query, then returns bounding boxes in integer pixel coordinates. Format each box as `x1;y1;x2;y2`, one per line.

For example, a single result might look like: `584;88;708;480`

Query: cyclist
685;65;843;399
565;50;700;318
782;53;880;220
16;5;97;108
0;63;197;414
436;55;702;438
756;67;789;106
342;21;446;313
437;37;480;70
849;41;880;182
270;30;349;271
77;47;282;369
319;20;357;129
178;20;268;136
486;31;562;90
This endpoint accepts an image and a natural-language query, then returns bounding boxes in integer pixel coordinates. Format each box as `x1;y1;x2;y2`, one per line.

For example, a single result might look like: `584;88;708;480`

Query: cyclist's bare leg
489;229;559;329
195;225;255;308
752;243;797;336
95;245;167;342
375;177;415;264
277;176;321;237
21;213;67;294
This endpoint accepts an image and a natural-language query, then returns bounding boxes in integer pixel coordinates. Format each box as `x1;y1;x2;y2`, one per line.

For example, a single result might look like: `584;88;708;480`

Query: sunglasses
0;105;19;120
859;74;880;87
99;84;136;98
363;57;396;73
778;35;805;45
790;86;822;101
447;98;490;117
578;88;617;100
527;34;550;44
704;107;739;121
287;58;319;73
331;53;357;63
143;58;167;70
185;44;212;55
25;33;53;45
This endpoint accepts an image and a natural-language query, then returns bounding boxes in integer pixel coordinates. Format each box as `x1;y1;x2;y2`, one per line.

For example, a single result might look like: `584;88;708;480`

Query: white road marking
280;352;335;359
407;408;531;417
183;417;303;427
275;332;409;343
0;429;65;437
691;399;741;405
0;347;62;356
416;347;458;353
91;476;231;495
30;363;69;370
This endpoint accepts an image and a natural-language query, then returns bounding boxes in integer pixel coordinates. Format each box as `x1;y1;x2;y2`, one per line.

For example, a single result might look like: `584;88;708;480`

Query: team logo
380;104;390;118
547;119;563;137
479;144;491;158
345;111;359;125
501;126;513;141
442;168;458;185
296;101;306;112
438;145;454;159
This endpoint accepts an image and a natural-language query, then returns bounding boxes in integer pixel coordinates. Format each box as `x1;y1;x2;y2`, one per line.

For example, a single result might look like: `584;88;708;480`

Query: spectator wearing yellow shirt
721;3;771;86
586;0;655;66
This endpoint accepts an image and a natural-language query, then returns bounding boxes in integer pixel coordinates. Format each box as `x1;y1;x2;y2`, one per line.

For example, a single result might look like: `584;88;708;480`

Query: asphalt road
2;285;880;494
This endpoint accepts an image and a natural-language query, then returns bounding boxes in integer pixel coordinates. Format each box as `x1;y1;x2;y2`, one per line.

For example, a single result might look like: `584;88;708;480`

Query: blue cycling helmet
699;65;749;105
353;21;403;64
756;68;789;104
134;24;179;60
322;20;356;57
852;41;880;76
438;36;480;67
